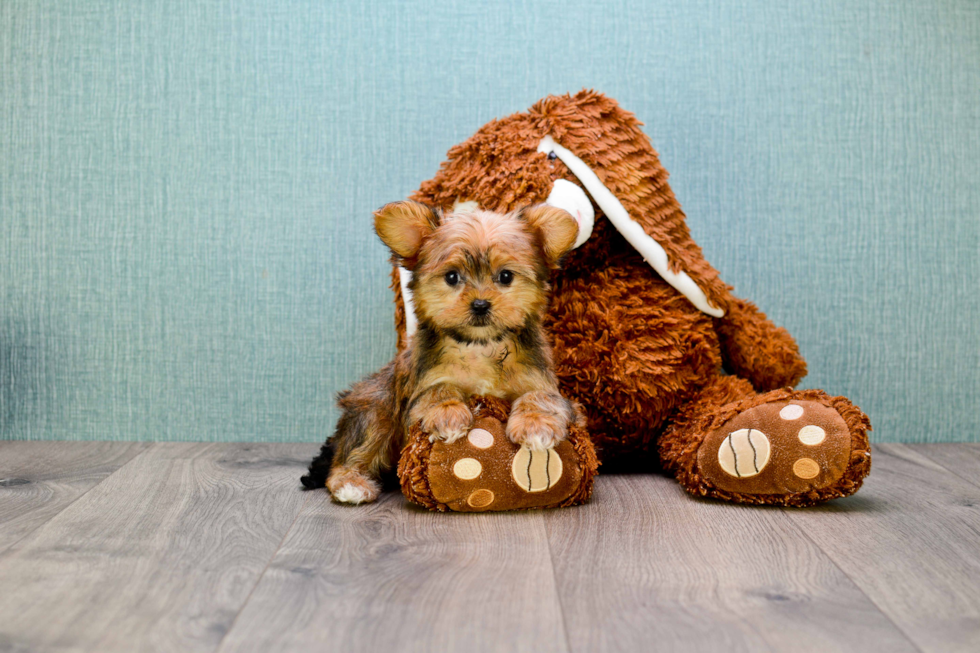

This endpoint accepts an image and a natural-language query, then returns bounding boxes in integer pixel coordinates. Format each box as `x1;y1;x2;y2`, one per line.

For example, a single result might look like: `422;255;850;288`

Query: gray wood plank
911;443;980;490
0;442;313;653
216;490;569;653
0;441;149;554
785;444;980;653
544;474;919;653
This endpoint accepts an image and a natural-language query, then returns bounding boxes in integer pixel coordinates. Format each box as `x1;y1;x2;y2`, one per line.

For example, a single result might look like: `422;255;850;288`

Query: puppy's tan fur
302;202;579;503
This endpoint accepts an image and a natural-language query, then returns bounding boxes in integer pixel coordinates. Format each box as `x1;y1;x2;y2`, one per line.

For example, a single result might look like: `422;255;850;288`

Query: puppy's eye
497;270;514;286
444;270;460;286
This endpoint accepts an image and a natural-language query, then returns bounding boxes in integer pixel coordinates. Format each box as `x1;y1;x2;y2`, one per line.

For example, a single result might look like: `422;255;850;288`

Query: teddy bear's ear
536;134;726;318
373;201;440;261
519;204;579;268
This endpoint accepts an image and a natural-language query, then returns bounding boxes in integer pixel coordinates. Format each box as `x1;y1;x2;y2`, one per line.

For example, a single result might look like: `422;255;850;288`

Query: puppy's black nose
470;299;491;316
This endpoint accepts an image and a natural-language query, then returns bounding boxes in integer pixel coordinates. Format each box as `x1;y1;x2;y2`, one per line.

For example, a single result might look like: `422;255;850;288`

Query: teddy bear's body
393;91;871;507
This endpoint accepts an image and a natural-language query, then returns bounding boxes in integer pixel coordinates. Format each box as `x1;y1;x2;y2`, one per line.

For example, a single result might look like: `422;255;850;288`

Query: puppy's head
374;201;577;342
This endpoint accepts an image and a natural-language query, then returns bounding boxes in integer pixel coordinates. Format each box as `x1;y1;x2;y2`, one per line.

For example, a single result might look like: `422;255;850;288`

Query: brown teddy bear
395;91;871;509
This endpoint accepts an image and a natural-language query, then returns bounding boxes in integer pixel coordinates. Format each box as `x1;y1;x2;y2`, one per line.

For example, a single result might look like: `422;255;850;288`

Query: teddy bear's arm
714;296;808;392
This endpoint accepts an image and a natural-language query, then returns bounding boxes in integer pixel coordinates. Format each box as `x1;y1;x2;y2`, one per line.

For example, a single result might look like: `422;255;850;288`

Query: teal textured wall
1;1;977;443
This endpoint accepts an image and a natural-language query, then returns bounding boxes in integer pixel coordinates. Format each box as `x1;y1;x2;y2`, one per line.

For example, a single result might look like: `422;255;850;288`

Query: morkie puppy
301;200;580;503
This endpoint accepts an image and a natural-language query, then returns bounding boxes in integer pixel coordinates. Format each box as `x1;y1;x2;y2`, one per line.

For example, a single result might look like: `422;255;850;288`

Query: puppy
301;200;580;504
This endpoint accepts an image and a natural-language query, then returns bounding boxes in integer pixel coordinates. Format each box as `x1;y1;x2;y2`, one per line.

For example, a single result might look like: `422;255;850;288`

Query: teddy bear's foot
398;396;598;512
698;398;854;494
679;389;872;507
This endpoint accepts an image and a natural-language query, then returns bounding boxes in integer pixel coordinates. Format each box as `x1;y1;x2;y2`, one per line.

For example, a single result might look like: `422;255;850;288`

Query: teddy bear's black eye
547;151;557;160
444;270;460;286
497;270;514;286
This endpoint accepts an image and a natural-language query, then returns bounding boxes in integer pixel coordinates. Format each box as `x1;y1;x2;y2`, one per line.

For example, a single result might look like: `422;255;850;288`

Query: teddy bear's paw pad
512;447;563;492
717;429;771;478
698;400;852;495
466;428;495;449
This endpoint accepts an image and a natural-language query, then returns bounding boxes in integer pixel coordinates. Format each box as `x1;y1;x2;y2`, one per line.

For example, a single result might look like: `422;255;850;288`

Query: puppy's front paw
507;393;571;451
507;410;568;451
420;401;474;444
326;467;381;504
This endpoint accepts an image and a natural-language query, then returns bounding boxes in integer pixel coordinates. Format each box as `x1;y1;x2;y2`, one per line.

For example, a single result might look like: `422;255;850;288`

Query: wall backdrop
1;0;978;443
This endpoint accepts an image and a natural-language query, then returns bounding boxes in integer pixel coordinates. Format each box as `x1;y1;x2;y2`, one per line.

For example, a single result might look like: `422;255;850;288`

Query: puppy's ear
373;201;440;260
520;205;579;268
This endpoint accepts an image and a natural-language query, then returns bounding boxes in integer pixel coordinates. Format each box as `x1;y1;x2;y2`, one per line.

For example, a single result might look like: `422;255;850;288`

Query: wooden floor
1;443;979;652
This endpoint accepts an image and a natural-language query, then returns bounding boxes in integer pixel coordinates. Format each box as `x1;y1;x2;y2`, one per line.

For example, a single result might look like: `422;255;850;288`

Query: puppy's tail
300;438;336;490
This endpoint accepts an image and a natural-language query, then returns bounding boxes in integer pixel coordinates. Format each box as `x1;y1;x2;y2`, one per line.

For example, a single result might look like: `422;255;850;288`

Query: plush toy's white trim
537;136;724;318
452;199;480;213
544;179;594;249
399;266;418;338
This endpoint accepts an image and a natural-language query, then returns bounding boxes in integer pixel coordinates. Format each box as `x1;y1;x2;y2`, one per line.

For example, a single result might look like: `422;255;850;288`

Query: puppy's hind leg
328;417;396;505
326;466;382;505
315;364;400;504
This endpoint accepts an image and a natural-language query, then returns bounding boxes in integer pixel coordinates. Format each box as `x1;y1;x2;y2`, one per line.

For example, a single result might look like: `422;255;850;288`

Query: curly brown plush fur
391;91;871;507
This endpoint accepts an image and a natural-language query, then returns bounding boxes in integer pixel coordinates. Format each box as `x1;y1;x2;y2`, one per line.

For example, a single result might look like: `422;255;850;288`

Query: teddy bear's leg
659;377;872;507
715;296;809;392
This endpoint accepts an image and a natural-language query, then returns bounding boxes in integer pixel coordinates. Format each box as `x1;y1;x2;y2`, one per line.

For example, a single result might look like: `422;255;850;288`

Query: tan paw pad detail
467;489;495;508
512;447;563;492
467;428;494;449
798;425;826;445
717;429;771;478
453;458;482;480
793;458;821;479
779;404;804;420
